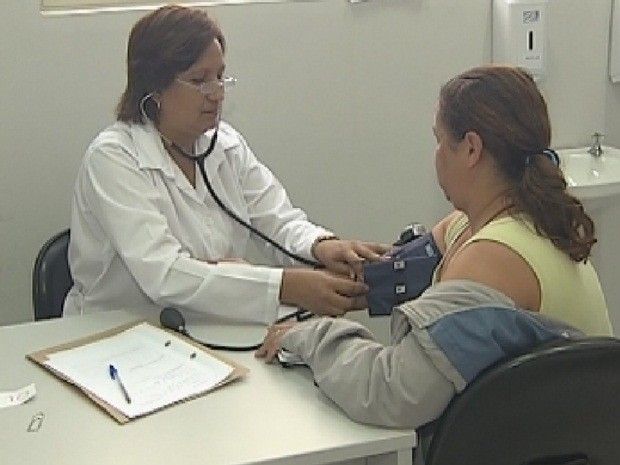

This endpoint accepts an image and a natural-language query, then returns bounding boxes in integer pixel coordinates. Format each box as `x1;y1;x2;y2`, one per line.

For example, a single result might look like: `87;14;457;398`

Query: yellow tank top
437;212;611;336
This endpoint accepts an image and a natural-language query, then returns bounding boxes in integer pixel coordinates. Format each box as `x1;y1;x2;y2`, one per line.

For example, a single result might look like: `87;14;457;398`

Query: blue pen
109;364;132;404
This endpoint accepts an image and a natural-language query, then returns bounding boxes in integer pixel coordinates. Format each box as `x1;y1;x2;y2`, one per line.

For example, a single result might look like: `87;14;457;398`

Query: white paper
0;383;36;408
43;323;233;418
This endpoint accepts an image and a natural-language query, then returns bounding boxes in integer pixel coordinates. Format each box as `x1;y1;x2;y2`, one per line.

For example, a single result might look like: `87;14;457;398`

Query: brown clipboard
27;320;249;424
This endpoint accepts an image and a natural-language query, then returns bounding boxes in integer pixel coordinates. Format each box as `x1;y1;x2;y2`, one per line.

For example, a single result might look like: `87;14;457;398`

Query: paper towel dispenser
493;0;549;81
610;0;619;83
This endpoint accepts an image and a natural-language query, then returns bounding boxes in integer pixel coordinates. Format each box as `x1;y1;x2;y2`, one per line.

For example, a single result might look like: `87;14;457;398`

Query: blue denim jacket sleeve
421;306;583;386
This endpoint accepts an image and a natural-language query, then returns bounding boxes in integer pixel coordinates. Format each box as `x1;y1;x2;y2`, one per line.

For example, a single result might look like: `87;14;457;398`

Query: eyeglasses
176;76;237;97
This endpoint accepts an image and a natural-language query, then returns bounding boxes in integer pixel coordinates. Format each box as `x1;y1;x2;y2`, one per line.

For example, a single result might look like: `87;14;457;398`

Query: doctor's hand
280;268;369;317
312;239;391;278
255;321;296;363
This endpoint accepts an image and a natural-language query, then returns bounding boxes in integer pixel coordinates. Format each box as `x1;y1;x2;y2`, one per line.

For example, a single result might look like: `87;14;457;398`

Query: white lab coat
64;120;331;324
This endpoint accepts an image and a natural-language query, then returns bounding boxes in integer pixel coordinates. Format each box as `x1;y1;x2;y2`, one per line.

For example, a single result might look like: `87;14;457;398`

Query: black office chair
424;336;620;465
32;229;73;320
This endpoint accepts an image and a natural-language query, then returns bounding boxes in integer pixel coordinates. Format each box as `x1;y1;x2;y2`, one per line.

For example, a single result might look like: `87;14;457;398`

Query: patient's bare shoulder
440;239;541;311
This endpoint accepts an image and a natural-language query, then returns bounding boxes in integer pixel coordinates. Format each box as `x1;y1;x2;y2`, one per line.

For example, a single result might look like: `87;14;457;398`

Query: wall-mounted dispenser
493;0;549;81
610;0;619;83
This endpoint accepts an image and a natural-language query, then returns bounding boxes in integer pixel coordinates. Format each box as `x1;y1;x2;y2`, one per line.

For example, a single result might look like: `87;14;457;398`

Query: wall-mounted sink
557;146;620;335
557;146;620;201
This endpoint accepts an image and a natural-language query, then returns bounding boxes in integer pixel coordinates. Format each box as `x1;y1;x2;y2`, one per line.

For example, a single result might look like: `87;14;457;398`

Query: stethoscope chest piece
158;306;263;351
160;307;187;334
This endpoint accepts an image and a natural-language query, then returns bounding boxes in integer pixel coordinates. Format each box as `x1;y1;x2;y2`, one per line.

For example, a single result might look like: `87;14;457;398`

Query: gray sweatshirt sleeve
279;280;518;429
280;316;455;428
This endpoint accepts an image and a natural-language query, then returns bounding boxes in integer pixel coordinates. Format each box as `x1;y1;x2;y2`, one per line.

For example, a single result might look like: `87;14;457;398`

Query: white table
0;310;416;465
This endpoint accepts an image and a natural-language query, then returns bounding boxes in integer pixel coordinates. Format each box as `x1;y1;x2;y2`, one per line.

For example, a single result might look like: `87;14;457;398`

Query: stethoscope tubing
178;309;312;352
160;126;319;351
168;126;321;268
195;138;320;267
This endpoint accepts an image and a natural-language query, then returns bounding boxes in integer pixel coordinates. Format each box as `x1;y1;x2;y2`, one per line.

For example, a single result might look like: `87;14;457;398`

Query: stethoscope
160;306;312;352
158;118;319;350
161;121;321;267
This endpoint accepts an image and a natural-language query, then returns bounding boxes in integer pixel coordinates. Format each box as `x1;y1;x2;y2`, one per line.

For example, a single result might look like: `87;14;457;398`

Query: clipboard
27;320;248;424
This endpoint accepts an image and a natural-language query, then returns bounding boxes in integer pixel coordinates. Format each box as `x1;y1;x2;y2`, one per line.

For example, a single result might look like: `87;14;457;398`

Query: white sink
557;146;620;201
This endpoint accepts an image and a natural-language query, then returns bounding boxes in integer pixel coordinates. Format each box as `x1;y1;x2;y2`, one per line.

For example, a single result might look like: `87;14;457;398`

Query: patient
255;65;612;431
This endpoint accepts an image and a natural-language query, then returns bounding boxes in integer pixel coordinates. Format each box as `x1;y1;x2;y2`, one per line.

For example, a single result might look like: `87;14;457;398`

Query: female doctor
64;5;388;323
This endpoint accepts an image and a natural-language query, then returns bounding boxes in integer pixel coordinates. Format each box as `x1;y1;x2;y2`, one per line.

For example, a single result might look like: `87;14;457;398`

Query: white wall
0;0;617;334
607;78;620;148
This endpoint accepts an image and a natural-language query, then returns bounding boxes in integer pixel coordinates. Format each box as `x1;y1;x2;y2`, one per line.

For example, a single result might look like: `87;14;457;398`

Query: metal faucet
588;132;604;157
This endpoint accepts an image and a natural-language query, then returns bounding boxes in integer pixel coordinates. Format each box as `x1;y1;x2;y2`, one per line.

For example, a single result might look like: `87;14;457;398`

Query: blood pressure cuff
364;232;442;316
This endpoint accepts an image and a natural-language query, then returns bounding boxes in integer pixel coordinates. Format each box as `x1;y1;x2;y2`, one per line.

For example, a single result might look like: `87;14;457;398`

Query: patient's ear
462;131;484;167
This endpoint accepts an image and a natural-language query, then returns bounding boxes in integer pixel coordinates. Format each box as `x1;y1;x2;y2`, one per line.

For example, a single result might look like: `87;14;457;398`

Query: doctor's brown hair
438;65;595;262
116;5;225;124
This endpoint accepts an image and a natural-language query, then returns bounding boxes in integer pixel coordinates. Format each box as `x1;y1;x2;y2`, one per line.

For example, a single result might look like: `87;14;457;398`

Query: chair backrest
425;337;620;465
32;229;73;320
